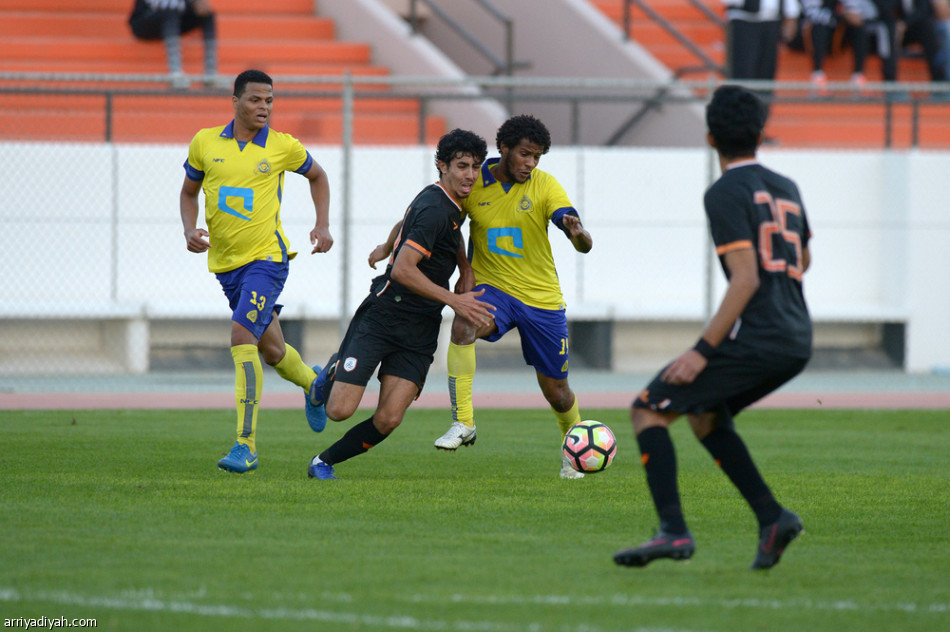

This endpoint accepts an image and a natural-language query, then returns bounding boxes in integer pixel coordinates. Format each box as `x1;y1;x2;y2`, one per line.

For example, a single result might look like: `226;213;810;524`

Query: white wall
3;142;948;372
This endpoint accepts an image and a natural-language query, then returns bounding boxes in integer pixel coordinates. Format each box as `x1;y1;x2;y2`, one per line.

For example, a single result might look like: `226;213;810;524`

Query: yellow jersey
462;158;577;310
184;121;313;273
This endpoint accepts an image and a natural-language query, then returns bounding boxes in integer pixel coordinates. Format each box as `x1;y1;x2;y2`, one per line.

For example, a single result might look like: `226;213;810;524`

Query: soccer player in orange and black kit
614;85;812;570
305;129;495;480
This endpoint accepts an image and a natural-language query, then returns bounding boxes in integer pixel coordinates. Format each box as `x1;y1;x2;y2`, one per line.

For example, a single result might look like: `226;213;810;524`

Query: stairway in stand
591;0;950;149
0;0;446;145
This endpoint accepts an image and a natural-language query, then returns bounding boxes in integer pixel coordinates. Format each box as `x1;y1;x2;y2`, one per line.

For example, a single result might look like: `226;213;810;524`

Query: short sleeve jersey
704;161;812;358
462;158;578;310
373;182;464;318
184;121;314;273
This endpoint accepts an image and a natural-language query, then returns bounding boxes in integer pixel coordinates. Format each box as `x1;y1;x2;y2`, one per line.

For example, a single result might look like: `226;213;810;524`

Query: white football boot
560;454;585;479
434;421;477;450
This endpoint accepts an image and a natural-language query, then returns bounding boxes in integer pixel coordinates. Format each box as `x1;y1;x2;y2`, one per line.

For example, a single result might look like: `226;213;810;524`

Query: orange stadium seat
0;0;446;145
591;0;950;149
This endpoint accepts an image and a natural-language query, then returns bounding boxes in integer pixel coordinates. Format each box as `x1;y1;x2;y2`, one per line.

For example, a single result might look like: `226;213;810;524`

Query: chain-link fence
2;73;949;386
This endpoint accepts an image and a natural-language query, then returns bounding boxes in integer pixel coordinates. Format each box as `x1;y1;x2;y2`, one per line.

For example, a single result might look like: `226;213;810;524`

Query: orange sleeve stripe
716;240;754;255
404;239;431;258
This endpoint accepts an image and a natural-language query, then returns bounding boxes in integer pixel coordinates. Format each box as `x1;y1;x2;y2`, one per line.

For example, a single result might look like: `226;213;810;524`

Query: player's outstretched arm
561;215;592;253
661;248;759;385
391;246;494;327
369;220;403;269
448;288;495;328
454;235;475;294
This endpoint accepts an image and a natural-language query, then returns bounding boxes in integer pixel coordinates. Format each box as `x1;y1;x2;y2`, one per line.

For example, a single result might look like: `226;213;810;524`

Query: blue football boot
307;457;337;480
305;364;328;432
217;442;258;474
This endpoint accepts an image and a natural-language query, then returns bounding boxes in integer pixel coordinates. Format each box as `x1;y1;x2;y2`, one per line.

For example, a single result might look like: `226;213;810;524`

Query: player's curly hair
435;129;488;174
496;114;551;154
233;69;273;97
705;85;766;159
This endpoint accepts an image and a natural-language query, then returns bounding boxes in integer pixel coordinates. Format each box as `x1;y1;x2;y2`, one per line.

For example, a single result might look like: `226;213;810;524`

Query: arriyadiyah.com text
4;618;97;630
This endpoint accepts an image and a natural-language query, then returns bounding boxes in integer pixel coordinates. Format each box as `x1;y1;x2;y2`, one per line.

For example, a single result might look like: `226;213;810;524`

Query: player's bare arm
369;220;402;269
562;215;592;253
180;176;210;253
661;247;759;385
390;245;494;327
454;236;475;294
305;162;333;254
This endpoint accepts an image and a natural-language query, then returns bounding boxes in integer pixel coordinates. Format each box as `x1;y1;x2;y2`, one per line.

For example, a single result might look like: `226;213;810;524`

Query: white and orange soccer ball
562;420;617;473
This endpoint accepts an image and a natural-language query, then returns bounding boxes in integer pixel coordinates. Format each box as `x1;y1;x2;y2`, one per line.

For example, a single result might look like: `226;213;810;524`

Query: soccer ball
562;420;617;473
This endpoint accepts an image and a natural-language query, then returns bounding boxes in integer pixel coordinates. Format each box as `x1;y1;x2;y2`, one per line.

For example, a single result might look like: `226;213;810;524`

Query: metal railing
622;0;726;76
2;73;949;379
2;73;949;148
407;0;529;77
618;0;727;139
406;0;530;113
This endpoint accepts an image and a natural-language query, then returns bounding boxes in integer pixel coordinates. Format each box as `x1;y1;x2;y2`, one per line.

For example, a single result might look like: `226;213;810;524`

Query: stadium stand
591;0;950;148
0;0;446;145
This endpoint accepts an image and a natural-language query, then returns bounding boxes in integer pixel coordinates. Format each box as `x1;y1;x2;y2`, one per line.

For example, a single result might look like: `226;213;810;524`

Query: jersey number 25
754;191;803;281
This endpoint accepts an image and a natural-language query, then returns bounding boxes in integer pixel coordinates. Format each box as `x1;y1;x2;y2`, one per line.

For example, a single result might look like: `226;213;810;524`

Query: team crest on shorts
518;195;533;213
246;310;258;323
256;159;271;175
343;357;358;372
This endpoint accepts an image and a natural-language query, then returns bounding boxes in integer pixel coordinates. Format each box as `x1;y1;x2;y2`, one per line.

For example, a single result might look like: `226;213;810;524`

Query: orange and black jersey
372;182;463;316
704;161;812;358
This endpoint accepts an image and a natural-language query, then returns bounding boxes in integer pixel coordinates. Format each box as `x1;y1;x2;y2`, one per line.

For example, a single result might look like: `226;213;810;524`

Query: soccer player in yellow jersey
433;114;593;478
179;69;334;473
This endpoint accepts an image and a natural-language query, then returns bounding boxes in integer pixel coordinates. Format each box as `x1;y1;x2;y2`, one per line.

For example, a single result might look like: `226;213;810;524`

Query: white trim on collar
726;159;759;170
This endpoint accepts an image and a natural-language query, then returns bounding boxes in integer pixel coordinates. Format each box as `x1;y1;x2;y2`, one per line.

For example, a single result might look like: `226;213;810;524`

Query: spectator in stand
801;0;840;95
934;0;950;88
896;0;948;84
129;0;226;90
842;0;898;93
723;0;801;115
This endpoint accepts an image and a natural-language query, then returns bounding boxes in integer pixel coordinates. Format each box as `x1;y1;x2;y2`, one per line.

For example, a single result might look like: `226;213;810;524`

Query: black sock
700;425;782;528
636;426;688;535
319;416;388;466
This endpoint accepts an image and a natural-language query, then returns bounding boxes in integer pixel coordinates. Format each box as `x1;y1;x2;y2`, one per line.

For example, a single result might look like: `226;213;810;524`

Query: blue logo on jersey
487;227;524;258
478;202;491;206
218;186;254;221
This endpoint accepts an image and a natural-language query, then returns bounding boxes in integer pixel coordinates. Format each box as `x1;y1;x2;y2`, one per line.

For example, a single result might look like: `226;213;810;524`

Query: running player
180;69;333;474
614;85;811;570
429;114;593;479
306;129;494;480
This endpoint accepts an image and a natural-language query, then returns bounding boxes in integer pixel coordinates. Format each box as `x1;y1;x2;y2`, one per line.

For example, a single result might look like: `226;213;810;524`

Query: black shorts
332;294;441;391
633;343;809;426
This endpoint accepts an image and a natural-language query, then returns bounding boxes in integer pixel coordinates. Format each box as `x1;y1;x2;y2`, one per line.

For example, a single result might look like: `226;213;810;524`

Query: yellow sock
447;341;476;428
553;397;581;441
273;343;316;390
231;344;262;454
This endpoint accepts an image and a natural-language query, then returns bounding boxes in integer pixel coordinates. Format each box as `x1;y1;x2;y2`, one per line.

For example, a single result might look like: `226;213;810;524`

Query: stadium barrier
1;75;947;377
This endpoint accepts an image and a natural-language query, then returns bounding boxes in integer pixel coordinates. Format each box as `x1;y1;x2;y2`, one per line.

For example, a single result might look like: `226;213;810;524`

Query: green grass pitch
2;407;948;632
